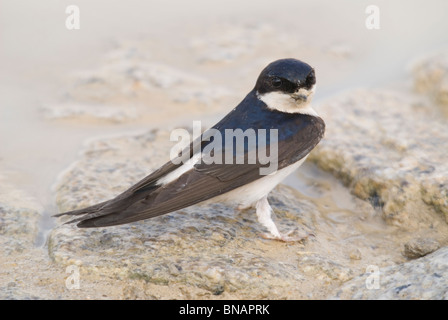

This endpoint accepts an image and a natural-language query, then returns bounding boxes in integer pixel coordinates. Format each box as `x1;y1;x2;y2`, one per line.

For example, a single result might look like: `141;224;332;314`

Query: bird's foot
237;203;253;212
261;229;313;242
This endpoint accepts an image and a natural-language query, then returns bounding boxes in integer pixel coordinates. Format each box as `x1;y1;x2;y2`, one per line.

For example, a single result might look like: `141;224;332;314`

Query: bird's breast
207;155;308;207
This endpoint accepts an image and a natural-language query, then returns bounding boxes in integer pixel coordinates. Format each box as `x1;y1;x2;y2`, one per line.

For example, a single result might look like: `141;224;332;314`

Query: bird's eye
305;70;316;88
271;77;282;88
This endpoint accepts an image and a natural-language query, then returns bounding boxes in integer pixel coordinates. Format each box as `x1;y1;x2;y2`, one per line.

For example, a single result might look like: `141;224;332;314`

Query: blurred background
0;0;447;207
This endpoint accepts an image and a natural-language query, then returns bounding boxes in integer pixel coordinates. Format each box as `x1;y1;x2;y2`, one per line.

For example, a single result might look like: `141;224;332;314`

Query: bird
55;58;325;242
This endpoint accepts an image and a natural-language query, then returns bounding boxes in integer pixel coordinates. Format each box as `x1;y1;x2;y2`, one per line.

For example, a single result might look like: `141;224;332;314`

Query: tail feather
54;183;160;228
53;200;110;218
54;196;140;227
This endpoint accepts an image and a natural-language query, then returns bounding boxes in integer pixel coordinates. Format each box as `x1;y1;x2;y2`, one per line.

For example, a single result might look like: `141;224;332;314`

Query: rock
0;175;53;300
412;51;448;108
50;187;317;298
309;88;448;236
403;238;440;259
49;130;308;298
47;52;448;298
49;130;316;298
49;128;409;299
298;254;353;282
0;175;42;253
330;247;448;299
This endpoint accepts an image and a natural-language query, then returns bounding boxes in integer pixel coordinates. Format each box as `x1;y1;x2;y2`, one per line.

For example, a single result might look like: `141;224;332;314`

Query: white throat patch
256;86;318;116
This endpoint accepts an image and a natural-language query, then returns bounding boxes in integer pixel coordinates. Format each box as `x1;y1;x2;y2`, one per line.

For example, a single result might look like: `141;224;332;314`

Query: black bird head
254;59;317;114
255;58;316;95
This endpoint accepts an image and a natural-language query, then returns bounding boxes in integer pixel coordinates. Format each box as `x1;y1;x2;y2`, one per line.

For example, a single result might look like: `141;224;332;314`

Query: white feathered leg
255;196;282;239
255;196;308;242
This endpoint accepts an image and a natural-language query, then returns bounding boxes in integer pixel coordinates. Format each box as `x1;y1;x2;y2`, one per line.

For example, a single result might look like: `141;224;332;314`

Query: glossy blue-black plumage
203;90;317;156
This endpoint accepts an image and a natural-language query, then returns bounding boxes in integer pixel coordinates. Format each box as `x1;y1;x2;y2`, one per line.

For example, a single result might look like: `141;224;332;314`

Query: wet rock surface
403;237;440;259
330;247;448;300
47;126;437;299
309;88;448;237
50;190;314;298
412;50;448;110
0;177;42;253
3;85;448;298
2;15;448;298
8;77;447;299
0;178;47;299
48;130;360;299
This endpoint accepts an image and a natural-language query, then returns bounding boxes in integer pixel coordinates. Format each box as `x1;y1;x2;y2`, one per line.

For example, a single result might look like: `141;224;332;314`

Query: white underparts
255;196;281;238
212;156;307;207
257;85;318;116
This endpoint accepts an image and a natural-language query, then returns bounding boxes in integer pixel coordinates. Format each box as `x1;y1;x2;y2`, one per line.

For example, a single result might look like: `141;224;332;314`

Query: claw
255;196;314;242
261;229;312;242
237;203;253;211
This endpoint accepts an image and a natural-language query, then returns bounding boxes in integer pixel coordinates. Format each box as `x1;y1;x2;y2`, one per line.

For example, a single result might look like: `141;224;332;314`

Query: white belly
209;156;308;207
